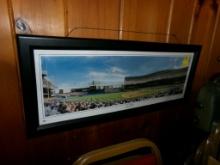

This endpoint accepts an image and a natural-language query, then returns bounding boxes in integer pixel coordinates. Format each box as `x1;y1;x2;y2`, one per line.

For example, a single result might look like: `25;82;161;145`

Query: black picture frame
17;35;201;137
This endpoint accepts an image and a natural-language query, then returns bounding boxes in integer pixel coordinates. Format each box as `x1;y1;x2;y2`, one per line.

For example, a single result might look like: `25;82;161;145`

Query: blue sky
41;55;185;92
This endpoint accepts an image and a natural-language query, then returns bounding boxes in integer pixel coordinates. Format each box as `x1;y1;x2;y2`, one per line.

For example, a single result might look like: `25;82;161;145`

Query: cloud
89;66;126;79
88;68;126;85
110;67;125;74
89;71;108;80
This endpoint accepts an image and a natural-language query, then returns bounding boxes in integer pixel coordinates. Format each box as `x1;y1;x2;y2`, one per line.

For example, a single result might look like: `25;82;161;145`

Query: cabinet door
66;0;120;39
190;0;219;91
12;0;65;36
121;0;172;42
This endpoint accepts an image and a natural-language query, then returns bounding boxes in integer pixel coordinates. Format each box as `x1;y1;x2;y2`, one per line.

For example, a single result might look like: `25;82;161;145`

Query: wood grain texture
12;0;65;36
190;0;219;92
0;0;27;164
207;0;220;79
27;132;70;165
66;0;120;39
168;0;197;43
121;0;172;42
2;0;220;164
1;1;76;165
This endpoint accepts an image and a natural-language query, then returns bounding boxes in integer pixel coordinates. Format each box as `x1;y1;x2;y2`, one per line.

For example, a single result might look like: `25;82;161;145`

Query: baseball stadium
43;55;191;116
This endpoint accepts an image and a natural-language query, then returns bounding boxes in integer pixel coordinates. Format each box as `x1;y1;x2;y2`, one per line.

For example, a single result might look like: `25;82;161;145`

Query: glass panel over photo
36;51;192;122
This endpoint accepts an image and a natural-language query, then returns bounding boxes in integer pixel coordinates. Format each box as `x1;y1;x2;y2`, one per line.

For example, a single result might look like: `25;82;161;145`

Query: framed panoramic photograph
17;35;201;136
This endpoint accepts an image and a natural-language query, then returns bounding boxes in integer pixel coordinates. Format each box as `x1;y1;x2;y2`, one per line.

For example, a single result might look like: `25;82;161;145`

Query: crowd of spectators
44;85;183;117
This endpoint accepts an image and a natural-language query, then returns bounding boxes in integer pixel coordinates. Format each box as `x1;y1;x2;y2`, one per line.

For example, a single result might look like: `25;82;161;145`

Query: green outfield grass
65;85;179;103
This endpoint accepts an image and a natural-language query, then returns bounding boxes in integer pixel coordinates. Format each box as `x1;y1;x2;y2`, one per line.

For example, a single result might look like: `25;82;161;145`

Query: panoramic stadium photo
34;50;193;125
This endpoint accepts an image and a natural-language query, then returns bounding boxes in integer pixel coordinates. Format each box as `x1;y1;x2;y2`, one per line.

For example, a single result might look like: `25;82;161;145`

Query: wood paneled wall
66;0;121;39
0;0;219;164
190;0;220;92
12;0;65;36
121;0;172;41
